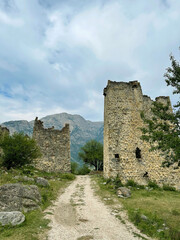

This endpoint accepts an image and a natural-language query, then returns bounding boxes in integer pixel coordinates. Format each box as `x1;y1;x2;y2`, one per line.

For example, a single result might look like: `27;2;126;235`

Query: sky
0;0;180;123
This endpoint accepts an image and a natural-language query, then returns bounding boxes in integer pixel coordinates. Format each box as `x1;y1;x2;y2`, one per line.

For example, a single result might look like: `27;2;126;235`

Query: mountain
1;113;104;165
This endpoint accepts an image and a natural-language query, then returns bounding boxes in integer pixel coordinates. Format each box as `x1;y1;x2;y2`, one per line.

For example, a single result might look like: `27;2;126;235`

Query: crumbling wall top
103;80;141;96
33;117;69;134
155;96;170;102
0;126;9;135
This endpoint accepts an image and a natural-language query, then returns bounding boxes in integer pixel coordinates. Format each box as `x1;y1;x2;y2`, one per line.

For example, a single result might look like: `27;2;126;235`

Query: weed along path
45;176;151;240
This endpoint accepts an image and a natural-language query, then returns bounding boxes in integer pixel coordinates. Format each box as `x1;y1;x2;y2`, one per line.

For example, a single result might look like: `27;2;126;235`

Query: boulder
141;214;148;221
14;176;34;182
35;177;50;187
0;211;25;226
117;187;131;198
21;176;34;182
0;183;41;212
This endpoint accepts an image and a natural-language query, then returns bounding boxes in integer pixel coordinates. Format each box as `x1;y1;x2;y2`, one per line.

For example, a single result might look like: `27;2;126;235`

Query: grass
92;174;180;240
0;166;75;240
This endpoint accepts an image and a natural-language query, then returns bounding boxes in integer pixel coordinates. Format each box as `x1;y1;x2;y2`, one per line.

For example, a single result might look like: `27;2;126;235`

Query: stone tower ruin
33;117;71;172
103;80;180;188
0;126;9;157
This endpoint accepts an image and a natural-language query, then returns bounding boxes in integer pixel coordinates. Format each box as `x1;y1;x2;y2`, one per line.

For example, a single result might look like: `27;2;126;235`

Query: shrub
0;132;41;169
42;193;48;204
148;181;160;189
71;162;78;174
105;178;112;184
126;179;138;187
77;164;91;175
114;176;123;189
163;184;176;191
60;173;75;180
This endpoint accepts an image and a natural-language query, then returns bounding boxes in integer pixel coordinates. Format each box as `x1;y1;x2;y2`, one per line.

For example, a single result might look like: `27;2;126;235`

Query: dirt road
46;176;150;240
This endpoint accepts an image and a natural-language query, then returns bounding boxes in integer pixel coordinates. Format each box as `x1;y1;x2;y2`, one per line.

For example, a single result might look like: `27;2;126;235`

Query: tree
141;52;180;167
78;140;103;171
0;132;41;169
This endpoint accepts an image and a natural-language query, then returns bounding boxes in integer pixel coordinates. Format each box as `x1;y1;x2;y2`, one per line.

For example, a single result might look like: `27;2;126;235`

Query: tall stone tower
103;80;180;187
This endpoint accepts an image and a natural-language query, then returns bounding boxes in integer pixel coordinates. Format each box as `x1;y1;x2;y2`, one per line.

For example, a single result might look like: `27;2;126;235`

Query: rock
35;177;50;187
141;214;148;221
22;176;34;182
14;176;34;182
117;187;131;198
0;183;41;212
0;211;25;226
14;176;20;180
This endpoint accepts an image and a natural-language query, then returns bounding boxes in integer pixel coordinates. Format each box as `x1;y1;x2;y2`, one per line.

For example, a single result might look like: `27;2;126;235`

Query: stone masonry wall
103;80;180;189
33;117;71;172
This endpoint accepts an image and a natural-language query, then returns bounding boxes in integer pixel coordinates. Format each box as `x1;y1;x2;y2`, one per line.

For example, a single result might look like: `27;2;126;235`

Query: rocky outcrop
117;187;131;198
0;211;25;226
0;183;41;212
35;177;50;187
14;176;34;182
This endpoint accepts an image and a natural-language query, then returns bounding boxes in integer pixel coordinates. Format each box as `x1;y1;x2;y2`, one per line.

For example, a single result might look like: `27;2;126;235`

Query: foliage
141;52;180;167
71;162;78;174
71;161;90;175
113;176;123;189
163;184;176;192
60;173;76;180
77;164;91;175
126;179;138;187
0;132;41;169
78;139;103;171
148;181;160;189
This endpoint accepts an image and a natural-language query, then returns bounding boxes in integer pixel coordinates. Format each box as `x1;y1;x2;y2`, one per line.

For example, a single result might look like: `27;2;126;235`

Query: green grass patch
93;174;180;240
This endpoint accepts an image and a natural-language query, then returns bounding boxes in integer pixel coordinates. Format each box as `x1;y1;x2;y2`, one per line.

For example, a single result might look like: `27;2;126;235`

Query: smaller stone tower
0;126;9;156
33;117;71;172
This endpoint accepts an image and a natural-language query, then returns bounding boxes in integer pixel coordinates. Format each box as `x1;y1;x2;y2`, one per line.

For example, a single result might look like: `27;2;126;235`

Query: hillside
1;113;103;165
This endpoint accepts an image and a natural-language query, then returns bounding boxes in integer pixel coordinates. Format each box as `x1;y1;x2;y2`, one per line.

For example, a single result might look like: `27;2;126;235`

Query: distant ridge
1;113;104;164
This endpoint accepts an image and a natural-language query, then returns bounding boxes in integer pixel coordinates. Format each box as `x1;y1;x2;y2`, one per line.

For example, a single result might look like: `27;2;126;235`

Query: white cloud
0;10;23;26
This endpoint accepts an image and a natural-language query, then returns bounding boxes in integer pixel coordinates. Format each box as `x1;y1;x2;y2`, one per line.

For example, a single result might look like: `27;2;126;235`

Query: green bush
71;162;78;174
60;173;75;180
126;179;138;187
148;181;160;189
0;132;41;169
163;184;176;191
105;178;112;184
114;177;123;189
77;164;91;175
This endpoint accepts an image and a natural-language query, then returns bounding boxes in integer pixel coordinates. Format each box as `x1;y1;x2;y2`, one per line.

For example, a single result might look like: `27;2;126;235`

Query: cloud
0;10;23;26
0;0;180;123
